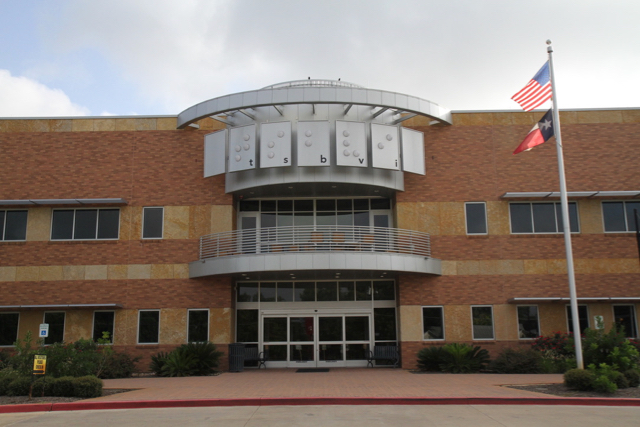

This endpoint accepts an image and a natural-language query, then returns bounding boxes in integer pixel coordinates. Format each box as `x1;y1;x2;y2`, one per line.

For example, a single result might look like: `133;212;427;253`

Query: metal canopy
0;303;123;312
508;297;640;303
501;191;640;199
177;79;452;129
0;198;128;207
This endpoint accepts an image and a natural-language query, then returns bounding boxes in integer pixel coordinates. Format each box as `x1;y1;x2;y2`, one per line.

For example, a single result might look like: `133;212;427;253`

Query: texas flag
513;109;554;155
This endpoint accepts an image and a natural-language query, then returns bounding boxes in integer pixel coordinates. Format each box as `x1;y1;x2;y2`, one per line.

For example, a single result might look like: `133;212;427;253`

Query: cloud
0;69;90;117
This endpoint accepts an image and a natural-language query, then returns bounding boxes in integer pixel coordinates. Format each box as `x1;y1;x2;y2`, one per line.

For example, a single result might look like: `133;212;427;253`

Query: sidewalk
3;369;640;414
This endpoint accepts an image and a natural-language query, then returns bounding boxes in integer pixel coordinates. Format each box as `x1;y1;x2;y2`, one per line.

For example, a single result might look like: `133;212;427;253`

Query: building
1;80;639;370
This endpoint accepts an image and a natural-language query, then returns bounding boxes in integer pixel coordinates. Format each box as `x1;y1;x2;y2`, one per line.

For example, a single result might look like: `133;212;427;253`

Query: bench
367;346;399;368
244;347;268;369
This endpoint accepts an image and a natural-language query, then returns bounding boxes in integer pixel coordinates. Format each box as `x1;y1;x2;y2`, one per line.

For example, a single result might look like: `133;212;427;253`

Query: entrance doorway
261;312;372;368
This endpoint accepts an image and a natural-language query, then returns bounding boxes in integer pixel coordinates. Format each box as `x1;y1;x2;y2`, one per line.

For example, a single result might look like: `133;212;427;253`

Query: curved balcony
189;225;441;279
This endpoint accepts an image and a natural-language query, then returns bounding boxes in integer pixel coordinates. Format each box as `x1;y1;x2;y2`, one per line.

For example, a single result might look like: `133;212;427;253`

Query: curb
2;396;640;413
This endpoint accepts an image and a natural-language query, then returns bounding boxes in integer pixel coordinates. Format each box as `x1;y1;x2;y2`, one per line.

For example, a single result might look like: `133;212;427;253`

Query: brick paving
94;369;564;402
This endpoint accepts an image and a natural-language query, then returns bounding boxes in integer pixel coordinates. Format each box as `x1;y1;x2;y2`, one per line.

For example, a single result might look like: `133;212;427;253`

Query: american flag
511;62;552;111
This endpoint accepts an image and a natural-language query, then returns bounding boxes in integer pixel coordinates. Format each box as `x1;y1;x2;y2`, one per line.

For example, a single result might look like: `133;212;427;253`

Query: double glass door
262;313;371;368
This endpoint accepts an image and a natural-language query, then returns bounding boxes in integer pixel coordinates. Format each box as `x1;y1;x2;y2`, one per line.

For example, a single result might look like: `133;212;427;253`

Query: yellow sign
33;355;47;375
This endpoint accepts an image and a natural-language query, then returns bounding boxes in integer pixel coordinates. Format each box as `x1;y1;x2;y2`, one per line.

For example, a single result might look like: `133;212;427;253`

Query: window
0;210;27;241
188;309;209;342
509;202;579;233
51;209;119;240
465;202;487;235
566;305;589;334
613;305;638;338
237;280;395;303
471;306;494;340
92;311;115;343
422;306;444;340
236;309;258;343
142;207;164;239
517;306;540;339
43;312;65;345
0;313;19;346
602;201;640;232
138;310;160;344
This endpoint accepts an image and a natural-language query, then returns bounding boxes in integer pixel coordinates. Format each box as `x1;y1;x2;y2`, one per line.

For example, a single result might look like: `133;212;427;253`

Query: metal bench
244;347;268;369
367;346;399;368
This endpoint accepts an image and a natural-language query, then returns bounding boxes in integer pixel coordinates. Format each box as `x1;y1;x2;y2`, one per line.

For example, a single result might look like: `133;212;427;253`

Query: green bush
177;342;223;375
592;375;617;393
623;369;640;387
491;347;543;373
73;376;103;398
161;350;197;377
6;377;31;396
0;371;20;396
99;352;139;379
564;368;595;390
439;343;490;373
416;346;446;371
31;377;55;397
150;351;170;376
52;376;76;397
582;327;640;371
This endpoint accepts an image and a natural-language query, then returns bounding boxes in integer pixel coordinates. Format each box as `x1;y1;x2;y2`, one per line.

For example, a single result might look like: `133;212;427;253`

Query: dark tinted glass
263;317;287;342
517;306;539;339
277;282;293;302
465;203;487;234
277;200;292;211
316;199;335;211
319;317;343;341
98;209;119;239
138;311;159;343
373;281;395;300
0;211;4;240
93;311;115;342
236;309;258;342
260;282;276;302
239;200;259;211
188;310;209;342
625;202;640;232
294;282;315;301
355;281;371;301
51;210;74;239
316;282;337;301
510;203;533;233
4;210;27;240
290;317;314;341
566;305;589;334
237;283;259;302
294;200;313;212
345;316;369;341
555;203;580;232
339;281;355;301
0;313;19;346
614;305;638;338
337;199;352;211
602;202;626;232
142;208;163;238
472;306;494;339
74;209;98;239
532;203;556;232
353;199;369;210
422;307;444;339
260;200;276;212
353;212;369;227
44;312;65;345
370;198;391;209
374;308;396;341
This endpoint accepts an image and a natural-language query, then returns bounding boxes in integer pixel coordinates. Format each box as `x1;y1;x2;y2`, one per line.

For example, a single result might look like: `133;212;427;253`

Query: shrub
564;368;595;391
491;347;543;374
0;350;10;369
31;377;55;397
6;377;31;396
0;371;20;396
176;342;223;375
439;343;490;373
161;350;197;377
531;332;574;358
582;327;640;371
592;375;617;394
623;369;640;387
150;351;170;376
416;346;446;371
99;352;139;379
52;376;76;397
73;376;103;398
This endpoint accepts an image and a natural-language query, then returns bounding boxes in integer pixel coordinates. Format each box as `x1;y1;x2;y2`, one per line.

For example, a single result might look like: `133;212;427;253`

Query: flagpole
547;40;584;369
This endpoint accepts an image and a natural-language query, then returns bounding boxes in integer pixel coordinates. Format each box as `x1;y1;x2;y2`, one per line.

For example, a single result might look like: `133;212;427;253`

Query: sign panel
335;121;367;167
204;130;227;177
33;354;47;375
260;121;292;168
39;323;49;338
401;128;426;175
228;124;256;172
371;123;400;170
297;121;330;166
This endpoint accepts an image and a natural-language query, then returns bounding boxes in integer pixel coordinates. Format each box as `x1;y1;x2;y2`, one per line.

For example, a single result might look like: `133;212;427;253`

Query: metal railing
198;225;431;260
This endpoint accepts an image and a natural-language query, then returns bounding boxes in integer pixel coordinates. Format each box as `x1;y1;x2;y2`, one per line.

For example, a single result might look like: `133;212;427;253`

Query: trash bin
228;343;245;372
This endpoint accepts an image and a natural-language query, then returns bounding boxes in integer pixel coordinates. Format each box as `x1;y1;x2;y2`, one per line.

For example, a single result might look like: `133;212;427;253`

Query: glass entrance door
261;313;372;368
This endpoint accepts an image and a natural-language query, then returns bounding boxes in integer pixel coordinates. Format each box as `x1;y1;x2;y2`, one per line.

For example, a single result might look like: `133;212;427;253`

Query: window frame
50;208;120;241
422;306;445;341
471;305;495;340
137;310;160;344
0;312;20;347
565;304;589;335
613;304;638;338
0;209;28;241
187;309;210;343
43;311;66;345
464;202;488;235
92;311;115;344
142;207;164;239
602;201;640;233
516;305;540;340
508;201;580;234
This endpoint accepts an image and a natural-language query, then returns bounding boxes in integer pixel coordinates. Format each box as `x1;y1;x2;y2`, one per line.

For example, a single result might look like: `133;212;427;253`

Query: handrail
198;225;431;260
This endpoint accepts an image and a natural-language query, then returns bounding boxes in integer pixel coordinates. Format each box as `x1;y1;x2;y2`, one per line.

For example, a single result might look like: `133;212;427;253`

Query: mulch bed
505;383;640;398
0;389;131;406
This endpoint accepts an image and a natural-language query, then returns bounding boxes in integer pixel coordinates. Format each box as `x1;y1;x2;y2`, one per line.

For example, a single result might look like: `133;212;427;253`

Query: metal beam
392;113;417;125
371;107;388;119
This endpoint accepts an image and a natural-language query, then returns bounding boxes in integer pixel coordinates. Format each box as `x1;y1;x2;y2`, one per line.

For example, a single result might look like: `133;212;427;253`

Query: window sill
509;234;581;238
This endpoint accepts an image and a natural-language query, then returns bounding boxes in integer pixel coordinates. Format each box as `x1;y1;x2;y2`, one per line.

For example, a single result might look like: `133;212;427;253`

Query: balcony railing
198;225;431;260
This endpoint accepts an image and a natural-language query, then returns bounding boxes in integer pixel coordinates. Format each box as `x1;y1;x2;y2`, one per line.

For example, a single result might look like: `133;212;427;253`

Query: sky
1;0;639;117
